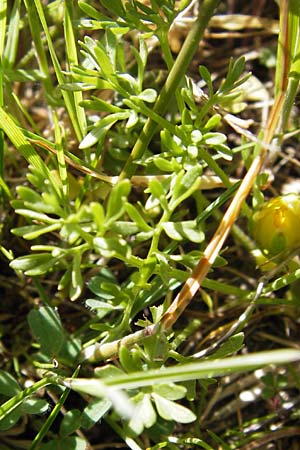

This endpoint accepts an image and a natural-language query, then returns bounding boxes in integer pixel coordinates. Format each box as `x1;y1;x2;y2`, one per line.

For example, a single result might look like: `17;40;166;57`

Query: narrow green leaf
79;112;130;149
78;1;108;21
32;0;83;140
105;179;131;222
70;252;83;301
2;0;21;68
11;224;61;240
125;203;152;232
0;107;51;180
199;65;213;95
10;253;54;274
0;0;7;57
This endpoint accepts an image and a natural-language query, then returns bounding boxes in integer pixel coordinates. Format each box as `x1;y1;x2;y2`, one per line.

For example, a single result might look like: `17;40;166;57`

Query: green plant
1;0;300;449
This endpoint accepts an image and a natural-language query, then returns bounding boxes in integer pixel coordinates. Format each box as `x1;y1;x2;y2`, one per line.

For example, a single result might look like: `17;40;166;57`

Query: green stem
119;0;221;179
158;28;185;114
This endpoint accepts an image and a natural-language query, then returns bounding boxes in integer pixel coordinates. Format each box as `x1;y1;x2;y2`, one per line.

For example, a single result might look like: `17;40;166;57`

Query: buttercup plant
251;194;300;257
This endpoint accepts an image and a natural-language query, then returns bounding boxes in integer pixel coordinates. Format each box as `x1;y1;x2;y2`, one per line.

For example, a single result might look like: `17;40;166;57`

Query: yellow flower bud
251;194;300;256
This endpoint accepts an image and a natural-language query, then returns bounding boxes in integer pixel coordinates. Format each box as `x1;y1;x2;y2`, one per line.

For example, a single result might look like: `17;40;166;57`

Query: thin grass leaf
280;0;300;130
0;1;6;58
2;0;20;68
67;349;300;393
64;0;87;135
0;378;52;423
32;0;83;141
0;107;52;182
23;0;53;95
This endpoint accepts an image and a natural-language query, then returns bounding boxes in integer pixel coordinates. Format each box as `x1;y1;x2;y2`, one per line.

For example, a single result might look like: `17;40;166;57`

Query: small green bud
251;194;300;256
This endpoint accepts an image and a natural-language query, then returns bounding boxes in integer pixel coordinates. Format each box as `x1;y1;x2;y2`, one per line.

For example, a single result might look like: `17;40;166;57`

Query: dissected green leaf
199;65;213;95
203;132;226;146
207;333;245;359
119;346;143;373
153;157;181;172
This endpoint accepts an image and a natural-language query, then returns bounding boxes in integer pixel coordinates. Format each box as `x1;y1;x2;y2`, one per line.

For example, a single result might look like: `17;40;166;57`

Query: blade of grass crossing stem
69;350;300;392
0;378;52;422
32;0;83;142
29;381;73;449
0;107;61;199
64;0;87;135
23;0;53;95
119;0;221;179
29;366;80;450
